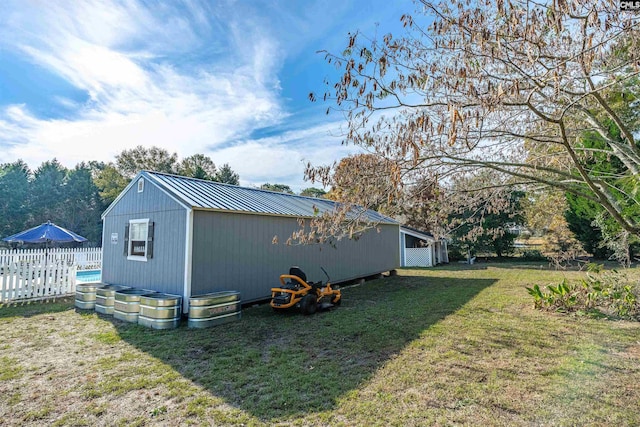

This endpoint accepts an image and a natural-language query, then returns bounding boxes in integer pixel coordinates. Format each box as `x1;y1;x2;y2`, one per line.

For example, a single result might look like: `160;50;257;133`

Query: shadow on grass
111;272;496;422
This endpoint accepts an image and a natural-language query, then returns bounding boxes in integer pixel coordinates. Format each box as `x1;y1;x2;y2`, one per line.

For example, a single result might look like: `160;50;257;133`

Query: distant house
399;226;449;267
101;171;400;312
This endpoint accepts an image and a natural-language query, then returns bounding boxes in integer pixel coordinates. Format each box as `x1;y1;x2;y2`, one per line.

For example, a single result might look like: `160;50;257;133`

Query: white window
137;178;144;193
127;219;150;261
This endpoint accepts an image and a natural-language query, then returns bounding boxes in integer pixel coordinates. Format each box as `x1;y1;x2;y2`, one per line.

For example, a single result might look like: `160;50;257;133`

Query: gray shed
101;171;400;313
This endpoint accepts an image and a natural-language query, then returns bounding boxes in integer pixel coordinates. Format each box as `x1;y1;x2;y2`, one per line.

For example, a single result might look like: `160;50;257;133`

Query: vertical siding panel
190;211;398;302
254;215;264;296
258;216;268;294
233;216;240;286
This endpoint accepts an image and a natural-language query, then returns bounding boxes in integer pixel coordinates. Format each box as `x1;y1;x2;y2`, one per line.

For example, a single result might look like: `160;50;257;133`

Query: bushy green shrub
526;264;639;320
520;250;547;261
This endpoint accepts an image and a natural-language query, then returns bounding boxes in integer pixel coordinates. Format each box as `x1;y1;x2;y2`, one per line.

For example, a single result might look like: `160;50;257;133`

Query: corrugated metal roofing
143;171;397;224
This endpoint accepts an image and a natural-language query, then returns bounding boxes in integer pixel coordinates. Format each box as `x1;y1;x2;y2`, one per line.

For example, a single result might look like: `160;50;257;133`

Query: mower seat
289;266;307;283
289;266;321;292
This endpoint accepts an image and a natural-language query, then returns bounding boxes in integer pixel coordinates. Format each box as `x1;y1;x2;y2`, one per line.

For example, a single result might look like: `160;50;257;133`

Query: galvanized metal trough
95;285;131;315
75;283;107;310
138;293;182;329
188;291;241;328
113;288;155;323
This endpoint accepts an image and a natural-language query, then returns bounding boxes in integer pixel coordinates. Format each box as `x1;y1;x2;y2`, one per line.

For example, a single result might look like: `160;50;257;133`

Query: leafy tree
523;190;583;263
0;160;31;236
448;184;524;258
93;163;129;206
593;212;639;267
1;160;105;244
29;159;67;226
214;163;240;185
116;145;178;178
300;187;327;198
399;177;447;238
307;0;640;243
319;154;400;214
260;183;294;194
61;163;103;244
563;116;640;259
178;154;217;180
114;146;240;184
565;193;610;258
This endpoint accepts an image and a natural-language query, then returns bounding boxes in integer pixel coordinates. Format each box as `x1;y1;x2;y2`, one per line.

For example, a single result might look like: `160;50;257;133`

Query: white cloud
212;121;362;191
0;1;287;163
0;0;374;189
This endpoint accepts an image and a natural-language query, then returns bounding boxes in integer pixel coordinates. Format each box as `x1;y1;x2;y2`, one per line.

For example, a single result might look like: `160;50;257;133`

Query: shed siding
102;178;186;296
191;211;399;302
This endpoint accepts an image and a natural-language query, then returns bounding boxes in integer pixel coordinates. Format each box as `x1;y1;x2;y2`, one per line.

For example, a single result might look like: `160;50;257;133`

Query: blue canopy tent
3;221;88;284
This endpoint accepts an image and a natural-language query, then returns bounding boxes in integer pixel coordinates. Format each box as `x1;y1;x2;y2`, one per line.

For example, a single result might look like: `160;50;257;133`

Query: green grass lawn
1;264;639;426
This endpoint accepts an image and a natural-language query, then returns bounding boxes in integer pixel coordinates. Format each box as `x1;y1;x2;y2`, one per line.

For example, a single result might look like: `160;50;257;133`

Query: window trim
127;218;149;262
137;178;144;193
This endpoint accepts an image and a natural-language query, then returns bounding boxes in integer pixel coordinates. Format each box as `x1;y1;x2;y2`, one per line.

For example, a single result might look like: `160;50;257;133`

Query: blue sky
0;0;415;191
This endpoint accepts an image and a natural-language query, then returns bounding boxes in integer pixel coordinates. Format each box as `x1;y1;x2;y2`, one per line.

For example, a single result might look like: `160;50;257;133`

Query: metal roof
143;171;397;224
400;226;436;242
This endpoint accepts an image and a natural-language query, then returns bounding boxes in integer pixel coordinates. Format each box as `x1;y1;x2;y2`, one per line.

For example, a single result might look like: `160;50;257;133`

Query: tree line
0;146;242;246
0;145;332;247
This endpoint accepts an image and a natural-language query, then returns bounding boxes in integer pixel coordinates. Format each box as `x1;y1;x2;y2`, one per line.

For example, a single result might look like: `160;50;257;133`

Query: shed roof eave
400;226;436;242
101;171;191;220
190;206;399;225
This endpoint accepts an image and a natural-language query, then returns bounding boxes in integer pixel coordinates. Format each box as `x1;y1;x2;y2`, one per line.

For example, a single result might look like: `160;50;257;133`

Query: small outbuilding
400;226;449;267
101;171;400;313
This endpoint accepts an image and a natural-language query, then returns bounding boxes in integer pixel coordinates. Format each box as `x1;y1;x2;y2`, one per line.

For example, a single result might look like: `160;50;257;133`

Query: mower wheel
300;293;317;315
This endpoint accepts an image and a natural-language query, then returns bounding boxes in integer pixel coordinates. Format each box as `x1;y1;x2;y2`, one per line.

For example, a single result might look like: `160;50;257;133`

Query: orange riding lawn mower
270;266;341;315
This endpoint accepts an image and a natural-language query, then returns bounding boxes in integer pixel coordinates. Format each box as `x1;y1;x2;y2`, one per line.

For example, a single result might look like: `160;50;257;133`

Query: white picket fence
0;247;102;270
0;248;102;303
0;261;77;302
